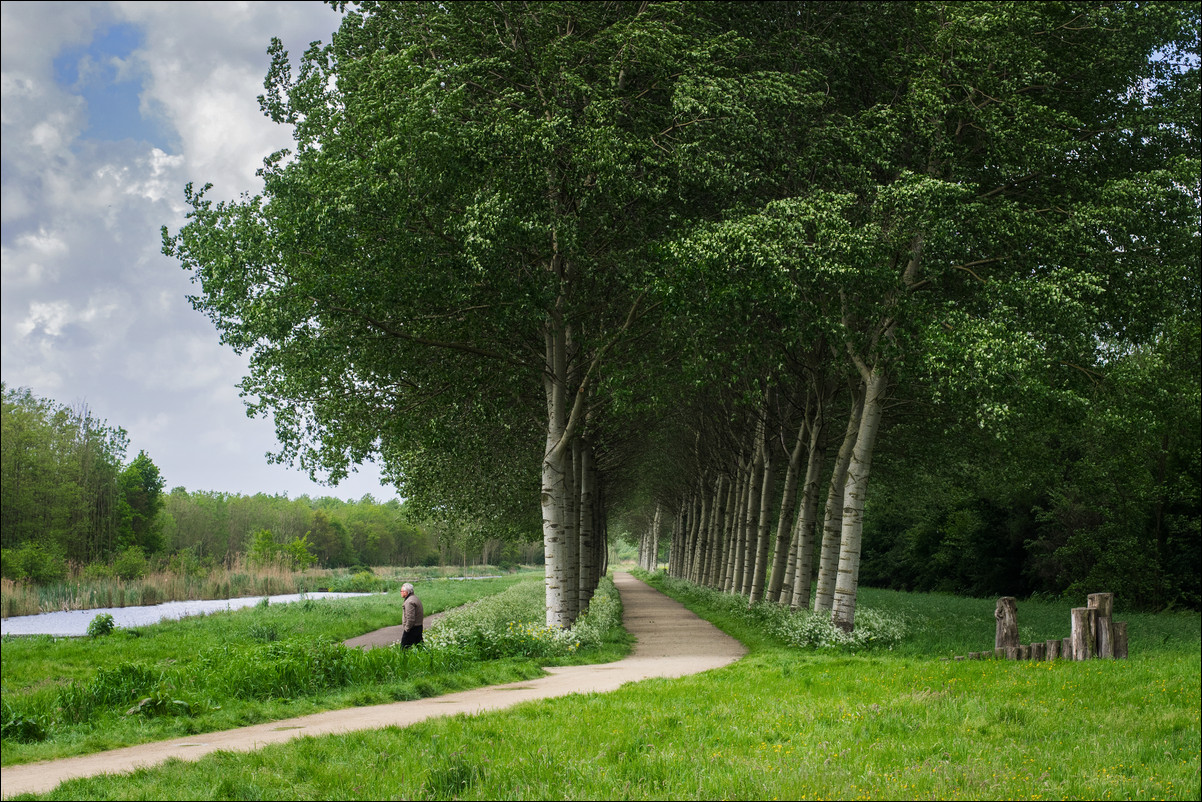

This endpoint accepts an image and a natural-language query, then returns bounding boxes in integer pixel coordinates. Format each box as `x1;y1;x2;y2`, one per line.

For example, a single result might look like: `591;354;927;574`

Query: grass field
3;570;1198;800
1;572;628;768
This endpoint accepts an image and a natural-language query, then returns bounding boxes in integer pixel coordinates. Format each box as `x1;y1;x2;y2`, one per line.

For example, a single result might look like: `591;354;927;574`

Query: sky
1;1;401;501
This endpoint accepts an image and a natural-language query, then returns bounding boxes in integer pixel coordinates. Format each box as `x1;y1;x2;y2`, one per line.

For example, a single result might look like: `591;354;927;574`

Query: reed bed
1;561;529;618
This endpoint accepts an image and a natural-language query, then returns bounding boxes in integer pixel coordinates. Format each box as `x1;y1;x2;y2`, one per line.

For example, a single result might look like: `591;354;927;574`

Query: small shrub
167;547;207;578
81;562;116;581
87;613;116;638
3;542;68;584
643;572;908;651
328;570;383;593
113;546;148;581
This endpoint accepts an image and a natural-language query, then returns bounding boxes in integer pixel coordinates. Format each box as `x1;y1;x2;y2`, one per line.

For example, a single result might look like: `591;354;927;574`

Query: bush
327;570;383;593
87;613;116;638
81;562;117;581
1;542;68;584
425;577;622;660
167;547;207;578
113;546;148;581
643;572;908;651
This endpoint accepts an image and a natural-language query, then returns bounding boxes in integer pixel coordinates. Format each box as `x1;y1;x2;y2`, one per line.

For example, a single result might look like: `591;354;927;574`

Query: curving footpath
1;572;745;797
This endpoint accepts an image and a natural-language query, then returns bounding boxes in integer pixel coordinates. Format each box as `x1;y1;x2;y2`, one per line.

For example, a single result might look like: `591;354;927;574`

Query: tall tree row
656;1;1198;619
166;1;1198;625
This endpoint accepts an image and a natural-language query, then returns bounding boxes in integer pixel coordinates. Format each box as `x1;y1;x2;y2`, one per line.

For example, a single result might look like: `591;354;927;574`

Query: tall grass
0;561;532;618
1;575;625;768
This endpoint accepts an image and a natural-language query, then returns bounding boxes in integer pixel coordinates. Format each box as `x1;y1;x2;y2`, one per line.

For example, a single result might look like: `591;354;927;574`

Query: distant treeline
1;384;541;582
2;384;163;564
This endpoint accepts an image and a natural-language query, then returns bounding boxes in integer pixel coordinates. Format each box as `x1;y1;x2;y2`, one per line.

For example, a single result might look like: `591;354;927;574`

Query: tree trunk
813;386;864;614
767;420;808;603
733;441;759;595
995;597;1019;650
1070;607;1098;660
1088;592;1114;659
562;437;580;624
577;441;595;611
831;368;887;632
789;411;827;609
690;486;710;583
644;502;662;571
748;420;775;603
723;465;748;592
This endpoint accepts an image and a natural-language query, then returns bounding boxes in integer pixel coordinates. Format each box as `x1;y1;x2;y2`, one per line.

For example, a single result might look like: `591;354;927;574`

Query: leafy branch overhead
164;1;1200;623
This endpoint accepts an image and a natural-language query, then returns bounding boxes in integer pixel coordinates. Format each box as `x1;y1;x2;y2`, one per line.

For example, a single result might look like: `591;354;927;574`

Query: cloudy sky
2;1;401;500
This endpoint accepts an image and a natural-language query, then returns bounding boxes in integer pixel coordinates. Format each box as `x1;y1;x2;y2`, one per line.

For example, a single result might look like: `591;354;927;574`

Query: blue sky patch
51;22;179;151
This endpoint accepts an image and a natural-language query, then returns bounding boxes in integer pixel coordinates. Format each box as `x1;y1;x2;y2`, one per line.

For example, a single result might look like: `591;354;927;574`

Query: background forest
1;384;541;587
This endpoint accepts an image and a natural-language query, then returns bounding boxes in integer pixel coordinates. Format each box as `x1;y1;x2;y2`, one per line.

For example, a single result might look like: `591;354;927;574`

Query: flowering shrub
425;577;622;661
647;573;907;651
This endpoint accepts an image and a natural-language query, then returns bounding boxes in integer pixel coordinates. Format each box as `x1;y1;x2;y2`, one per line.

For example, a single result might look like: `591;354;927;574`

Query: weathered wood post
995;596;1019;654
1031;641;1046;660
1113;621;1129;659
1070;607;1098;660
1088;593;1114;659
1061;636;1071;660
1045;639;1060;660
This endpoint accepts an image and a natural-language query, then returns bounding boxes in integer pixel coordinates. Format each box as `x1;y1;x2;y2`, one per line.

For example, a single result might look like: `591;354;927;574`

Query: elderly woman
399;582;424;648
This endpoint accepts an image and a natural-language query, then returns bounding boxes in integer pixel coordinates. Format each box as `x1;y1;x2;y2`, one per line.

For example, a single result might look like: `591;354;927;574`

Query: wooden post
995;596;1019;651
1031;641;1046;661
1005;645;1019;660
1045;639;1060;660
1088;593;1114;659
1061;636;1072;660
994;647;1005;659
1019;644;1031;660
1113;621;1129;659
1070;607;1097;660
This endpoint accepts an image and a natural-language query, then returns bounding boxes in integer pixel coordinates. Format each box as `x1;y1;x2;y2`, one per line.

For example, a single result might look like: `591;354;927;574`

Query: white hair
401;583;414;594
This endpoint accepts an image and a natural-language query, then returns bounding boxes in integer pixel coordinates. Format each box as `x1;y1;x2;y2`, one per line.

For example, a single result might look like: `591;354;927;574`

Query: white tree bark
732;444;757;594
767;420;808;603
789;408;827;609
831;368;888;632
542;316;570;628
723;466;747;591
747;441;774;601
813;386;863;614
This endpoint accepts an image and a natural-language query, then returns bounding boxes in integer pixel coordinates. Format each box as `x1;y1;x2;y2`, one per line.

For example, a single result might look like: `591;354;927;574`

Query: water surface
0;592;377;637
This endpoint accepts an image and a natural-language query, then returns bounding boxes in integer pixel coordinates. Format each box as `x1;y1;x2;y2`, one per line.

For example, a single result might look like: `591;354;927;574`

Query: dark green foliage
1;542;68;584
112;547;148;581
859;318;1200;610
161;489;444;568
1;385;167;571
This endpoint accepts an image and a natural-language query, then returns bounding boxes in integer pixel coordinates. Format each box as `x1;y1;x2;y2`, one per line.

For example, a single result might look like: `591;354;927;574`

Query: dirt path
1;572;745;797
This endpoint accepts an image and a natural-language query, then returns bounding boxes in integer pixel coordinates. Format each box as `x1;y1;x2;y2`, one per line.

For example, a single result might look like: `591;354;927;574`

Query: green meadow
3;571;1199;800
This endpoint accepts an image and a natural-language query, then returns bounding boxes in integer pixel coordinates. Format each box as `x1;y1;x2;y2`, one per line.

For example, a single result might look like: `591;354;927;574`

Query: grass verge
1;574;627;767
4;571;1199;800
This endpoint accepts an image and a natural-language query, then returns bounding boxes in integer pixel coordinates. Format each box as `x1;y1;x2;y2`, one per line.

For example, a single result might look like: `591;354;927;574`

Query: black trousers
400;625;423;648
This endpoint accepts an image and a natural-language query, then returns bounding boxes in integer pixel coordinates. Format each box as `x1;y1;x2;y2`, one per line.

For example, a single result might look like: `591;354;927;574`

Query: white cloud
2;1;390;501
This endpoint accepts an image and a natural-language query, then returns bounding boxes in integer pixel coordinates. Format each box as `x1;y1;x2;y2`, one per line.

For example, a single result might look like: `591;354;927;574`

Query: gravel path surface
0;572;745;797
